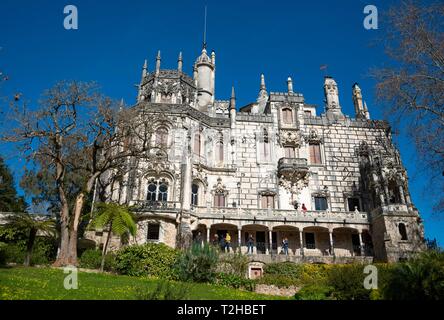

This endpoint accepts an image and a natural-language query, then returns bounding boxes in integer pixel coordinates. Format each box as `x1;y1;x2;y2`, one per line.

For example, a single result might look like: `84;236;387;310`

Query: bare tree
1;81;155;266
373;1;444;214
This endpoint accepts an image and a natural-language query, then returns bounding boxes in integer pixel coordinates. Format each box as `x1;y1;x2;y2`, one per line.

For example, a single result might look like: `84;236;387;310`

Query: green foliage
135;280;191;300
115;243;179;279
89;203;137;238
175;243;219;283
2;237;57;265
327;264;371;300
382;250;444;300
215;273;256;291
218;252;250;277
294;284;334;300
79;249;116;272
0;157;27;212
256;274;300;288
264;262;303;278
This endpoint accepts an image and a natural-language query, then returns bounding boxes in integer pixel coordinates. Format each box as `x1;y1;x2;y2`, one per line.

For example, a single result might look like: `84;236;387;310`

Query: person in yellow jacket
225;233;231;253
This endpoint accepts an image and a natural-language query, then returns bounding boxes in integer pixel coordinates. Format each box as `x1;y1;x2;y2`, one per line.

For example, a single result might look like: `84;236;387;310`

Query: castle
89;44;426;266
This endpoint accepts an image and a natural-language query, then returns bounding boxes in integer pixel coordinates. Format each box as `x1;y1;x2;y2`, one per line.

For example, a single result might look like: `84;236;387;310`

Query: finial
203;6;208;49
231;86;236;99
287;77;293;93
260;74;266;91
230;86;236;110
156;50;161;74
178;52;183;72
142;59;148;78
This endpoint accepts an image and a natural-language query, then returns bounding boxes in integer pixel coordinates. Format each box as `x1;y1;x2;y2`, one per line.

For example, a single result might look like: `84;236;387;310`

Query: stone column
207;227;210;243
299;230;304;256
238;228;242;253
329;231;335;257
269;230;273;255
398;185;406;204
358;231;364;256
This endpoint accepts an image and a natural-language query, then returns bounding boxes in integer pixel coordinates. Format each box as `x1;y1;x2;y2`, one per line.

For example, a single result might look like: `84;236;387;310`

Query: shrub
327;264;371;300
79;249;116;272
115;243;179;279
382;250;444;300
218;252;250;277
264;262;302;278
175;243;219;283
294;284;334;300
256;274;300;288
216;272;255;291
1;237;57;266
135;280;191;300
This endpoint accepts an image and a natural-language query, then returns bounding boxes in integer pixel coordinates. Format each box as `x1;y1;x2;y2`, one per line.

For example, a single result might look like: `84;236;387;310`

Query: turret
137;60;148;102
155;50;161;75
195;46;215;112
352;83;367;119
255;74;268;114
178;52;183;73
230;86;236;128
324;76;344;118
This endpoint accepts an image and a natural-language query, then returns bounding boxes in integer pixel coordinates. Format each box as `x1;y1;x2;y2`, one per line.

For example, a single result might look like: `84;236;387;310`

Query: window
194;133;202;156
305;233;315;249
309;143;322;164
191;184;199;206
282;108;293;124
216;141;224;163
314;196;328;211
147;223;160;241
214;193;226;207
146;179;169;202
348;198;361;211
155;127;168;147
304;110;312;116
284;146;296;158
261;195;275;209
399;223;408;240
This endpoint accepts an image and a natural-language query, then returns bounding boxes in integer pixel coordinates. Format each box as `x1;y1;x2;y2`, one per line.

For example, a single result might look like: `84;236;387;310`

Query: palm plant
89;202;137;272
4;212;56;266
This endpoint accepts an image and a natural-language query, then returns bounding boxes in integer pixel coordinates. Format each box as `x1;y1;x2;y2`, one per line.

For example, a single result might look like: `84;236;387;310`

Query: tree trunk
66;192;86;266
24;228;37;267
100;222;113;272
53;202;71;267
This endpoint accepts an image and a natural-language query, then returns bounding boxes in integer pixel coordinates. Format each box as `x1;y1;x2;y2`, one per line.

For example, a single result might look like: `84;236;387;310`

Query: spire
260;74;266;91
230;86;236;110
287;77;293;94
178;52;183;73
142;59;148;78
203;6;208;49
155;50;161;75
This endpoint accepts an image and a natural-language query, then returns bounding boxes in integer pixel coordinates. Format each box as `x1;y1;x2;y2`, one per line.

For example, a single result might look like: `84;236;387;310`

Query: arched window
282;108;293;124
191;184;199;206
194;133;202;156
155;127;169;148
146;179;169;202
399;223;408;240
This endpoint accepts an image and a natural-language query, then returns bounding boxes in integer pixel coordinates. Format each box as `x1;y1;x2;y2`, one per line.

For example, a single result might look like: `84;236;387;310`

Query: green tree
0;156;26;212
89;202;137;272
4;212;56;266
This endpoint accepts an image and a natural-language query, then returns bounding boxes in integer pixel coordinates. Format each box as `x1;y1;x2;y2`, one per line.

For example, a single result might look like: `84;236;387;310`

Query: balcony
130;200;180;212
278;158;309;181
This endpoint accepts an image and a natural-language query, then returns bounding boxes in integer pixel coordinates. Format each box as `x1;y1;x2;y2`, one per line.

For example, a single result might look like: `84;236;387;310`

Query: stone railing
130;200;181;212
191;206;369;224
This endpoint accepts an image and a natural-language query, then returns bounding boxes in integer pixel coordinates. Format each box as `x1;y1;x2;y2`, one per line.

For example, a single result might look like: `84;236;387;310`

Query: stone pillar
269;230;273;255
207;227;210;243
329;231;335;257
358;232;364;256
299;230;304;256
398;185;406;204
237;229;242;253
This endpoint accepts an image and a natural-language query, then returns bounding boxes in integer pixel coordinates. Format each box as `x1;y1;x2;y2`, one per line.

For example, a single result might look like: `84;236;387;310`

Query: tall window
309;143;322;164
194;133;202;156
214;193;226;207
216;141;224;163
314;196;328;211
260;129;270;161
147;223;160;241
399;223;408;240
284;146;296;158
348;198;361;211
261;195;275;209
146;179;169;202
282;108;293;124
155;127;168;148
191;184;199;206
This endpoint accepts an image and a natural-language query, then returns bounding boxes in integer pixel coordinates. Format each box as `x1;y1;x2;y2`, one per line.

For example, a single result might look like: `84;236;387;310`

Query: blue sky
0;0;442;245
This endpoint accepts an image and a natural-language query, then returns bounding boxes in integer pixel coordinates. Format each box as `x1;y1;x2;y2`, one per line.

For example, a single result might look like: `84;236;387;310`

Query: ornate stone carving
279;130;301;146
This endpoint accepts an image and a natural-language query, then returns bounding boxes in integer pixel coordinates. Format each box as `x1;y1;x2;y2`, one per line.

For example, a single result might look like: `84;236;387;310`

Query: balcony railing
130;200;180;211
278;158;309;180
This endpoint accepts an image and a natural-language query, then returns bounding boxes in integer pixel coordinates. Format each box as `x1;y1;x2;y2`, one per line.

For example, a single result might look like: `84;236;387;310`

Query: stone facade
90;46;426;264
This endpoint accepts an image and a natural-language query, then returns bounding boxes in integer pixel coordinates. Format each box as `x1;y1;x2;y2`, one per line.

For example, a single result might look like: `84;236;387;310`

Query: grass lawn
0;267;286;300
